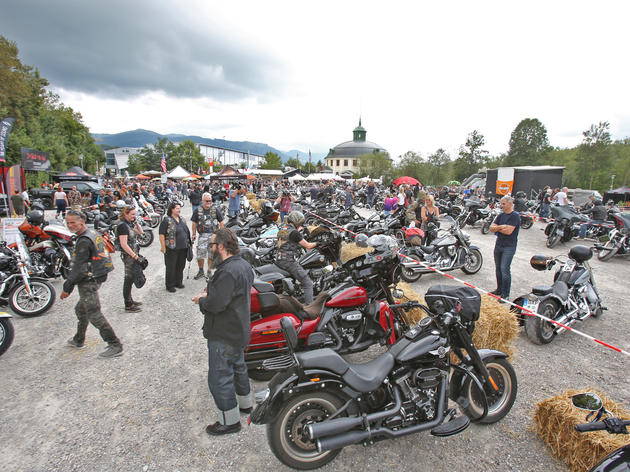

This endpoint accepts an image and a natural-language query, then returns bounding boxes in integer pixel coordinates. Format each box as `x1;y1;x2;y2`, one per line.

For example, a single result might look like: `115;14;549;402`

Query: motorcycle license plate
522;299;539;313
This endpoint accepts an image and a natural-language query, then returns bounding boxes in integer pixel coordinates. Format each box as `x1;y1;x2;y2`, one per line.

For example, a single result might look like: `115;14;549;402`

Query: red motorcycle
246;234;418;380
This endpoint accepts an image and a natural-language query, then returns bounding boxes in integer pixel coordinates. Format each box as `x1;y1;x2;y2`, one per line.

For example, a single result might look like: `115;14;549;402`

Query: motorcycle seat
296;349;395;393
532;286;552;296
253;280;274;293
421;245;435;253
257;264;290;278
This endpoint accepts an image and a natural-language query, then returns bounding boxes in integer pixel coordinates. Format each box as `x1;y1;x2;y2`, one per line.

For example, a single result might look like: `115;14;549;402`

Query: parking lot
1;206;628;472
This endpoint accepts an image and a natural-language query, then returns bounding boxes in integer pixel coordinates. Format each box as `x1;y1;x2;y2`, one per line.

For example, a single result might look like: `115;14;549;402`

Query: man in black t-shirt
489;196;521;300
191;193;224;279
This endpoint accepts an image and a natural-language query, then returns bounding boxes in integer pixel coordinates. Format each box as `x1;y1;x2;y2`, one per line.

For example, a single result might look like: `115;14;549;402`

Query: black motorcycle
0;312;14;357
512;245;605;345
400;216;483;283
594;211;630;261
456;199;489;229
544;205;586;248
571;392;630;471
251;284;517;470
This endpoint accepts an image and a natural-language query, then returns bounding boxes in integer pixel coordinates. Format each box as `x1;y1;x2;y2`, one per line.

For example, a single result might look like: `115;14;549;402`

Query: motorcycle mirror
571;393;603;411
392;288;404;299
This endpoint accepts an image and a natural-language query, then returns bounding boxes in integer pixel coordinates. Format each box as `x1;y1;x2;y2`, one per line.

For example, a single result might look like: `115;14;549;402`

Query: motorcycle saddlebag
425;284;481;322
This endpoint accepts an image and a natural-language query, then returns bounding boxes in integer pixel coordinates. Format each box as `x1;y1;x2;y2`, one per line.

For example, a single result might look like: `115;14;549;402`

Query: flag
161;152;167;173
0;117;16;163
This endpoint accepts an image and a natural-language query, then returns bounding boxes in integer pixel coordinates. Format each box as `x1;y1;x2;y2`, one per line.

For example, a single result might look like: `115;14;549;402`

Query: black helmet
530;254;551;271
287;211;305;227
355;233;368;248
593;198;603;206
26;210;44;226
515;191;527;199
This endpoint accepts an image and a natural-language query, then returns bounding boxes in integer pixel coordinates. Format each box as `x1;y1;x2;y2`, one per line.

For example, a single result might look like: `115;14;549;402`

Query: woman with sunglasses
117;205;144;311
159;202;191;292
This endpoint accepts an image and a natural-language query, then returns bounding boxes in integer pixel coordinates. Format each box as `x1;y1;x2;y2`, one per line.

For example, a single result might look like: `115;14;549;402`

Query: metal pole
611;175;615;190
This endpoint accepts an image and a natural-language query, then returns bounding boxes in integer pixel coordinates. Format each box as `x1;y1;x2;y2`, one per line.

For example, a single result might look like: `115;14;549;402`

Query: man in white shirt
553;187;569;206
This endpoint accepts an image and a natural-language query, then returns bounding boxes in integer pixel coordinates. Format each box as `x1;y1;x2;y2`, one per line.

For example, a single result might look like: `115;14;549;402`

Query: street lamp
79;154;84;169
611;174;616;191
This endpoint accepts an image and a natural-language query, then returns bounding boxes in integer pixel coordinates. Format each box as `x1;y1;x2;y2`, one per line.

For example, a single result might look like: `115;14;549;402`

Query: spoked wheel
462;357;517;424
0;317;15;357
461;248;483;274
597;239;619;261
9;279;56;317
481;222;491;234
374;201;384;212
136;229;154;247
267;392;344;470
149;214;161;228
524;299;558;344
400;254;423;282
520;218;534;229
546;232;561;248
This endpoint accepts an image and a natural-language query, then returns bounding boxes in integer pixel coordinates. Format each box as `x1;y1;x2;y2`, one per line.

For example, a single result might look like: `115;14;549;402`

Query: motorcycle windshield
14;233;33;266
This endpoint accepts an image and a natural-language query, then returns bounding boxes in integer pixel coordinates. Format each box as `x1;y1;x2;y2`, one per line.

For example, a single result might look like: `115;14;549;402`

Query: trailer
485;165;564;198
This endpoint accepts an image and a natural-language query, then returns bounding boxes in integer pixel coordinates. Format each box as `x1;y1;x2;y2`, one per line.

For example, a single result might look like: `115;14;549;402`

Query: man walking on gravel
191;192;224;280
193;228;254;435
61;210;122;358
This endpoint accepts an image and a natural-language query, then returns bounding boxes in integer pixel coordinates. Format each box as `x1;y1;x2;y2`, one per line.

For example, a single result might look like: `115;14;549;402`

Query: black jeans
73;280;120;346
164;248;187;289
122;254;135;306
276;258;314;304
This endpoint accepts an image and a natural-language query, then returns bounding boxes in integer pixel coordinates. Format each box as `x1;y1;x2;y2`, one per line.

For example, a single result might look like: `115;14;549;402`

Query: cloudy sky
3;0;630;159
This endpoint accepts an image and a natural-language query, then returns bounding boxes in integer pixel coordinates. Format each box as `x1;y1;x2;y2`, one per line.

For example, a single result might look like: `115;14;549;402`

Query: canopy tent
288;174;306;182
166;165;190;179
393;176;421;186
136;174;150;179
603;186;630;204
306;173;343;181
54;166;97;182
189;174;202;179
142;170;162;176
246;174;257;180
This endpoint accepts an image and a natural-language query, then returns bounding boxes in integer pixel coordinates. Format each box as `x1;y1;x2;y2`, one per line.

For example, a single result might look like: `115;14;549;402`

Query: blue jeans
367;194;374;208
280;211;288;223
579;220;603;238
191;204;199;215
540;203;550;219
207;339;251;424
228;208;238;218
494;245;516;298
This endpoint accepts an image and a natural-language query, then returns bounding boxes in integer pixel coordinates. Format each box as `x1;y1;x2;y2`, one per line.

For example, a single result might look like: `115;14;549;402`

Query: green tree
169;139;205;172
426;148;451;185
576;121;612;190
358;151;393;181
285;158;300;169
453;130;488;181
505;118;551;166
261;151;283;170
396;151;426;183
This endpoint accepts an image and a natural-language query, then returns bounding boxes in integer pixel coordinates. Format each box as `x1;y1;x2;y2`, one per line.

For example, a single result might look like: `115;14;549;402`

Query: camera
283;190;290;197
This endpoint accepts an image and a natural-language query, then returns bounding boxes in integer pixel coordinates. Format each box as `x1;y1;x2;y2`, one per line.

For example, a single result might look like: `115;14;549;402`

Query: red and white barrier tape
304;209;630;358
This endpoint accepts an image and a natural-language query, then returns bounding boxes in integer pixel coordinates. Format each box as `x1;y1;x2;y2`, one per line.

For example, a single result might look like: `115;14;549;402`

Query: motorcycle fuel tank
325;286;368;308
43;225;73;242
395;332;448;362
247;313;319;351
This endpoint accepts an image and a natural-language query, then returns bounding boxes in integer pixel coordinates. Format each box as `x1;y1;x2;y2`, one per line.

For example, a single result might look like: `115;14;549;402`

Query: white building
197;143;264;169
104;147;142;174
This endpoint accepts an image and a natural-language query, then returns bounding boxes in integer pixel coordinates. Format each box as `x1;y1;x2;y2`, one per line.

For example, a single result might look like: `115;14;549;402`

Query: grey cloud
1;0;285;99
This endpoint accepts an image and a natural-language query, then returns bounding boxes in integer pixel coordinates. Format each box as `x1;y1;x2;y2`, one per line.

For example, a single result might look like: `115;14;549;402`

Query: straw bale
393;284;519;357
246;192;257;201
533;389;630;472
341;243;373;264
249;198;268;213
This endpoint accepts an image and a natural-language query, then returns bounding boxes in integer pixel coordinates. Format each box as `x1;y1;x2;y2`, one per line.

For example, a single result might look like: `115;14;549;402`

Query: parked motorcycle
246;234;415;380
544;205;586;248
0;235;56;317
571;392;630;472
512;245;605;345
0;312;14;357
251;284;517;469
456;199;489;229
400;216;483;283
594;211;630;261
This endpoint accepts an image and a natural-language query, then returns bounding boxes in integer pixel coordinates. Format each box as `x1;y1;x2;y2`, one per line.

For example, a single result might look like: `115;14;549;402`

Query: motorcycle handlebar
575;420;630;433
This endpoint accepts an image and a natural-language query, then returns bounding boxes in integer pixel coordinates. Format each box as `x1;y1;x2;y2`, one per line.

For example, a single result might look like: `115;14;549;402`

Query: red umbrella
393;176;421;186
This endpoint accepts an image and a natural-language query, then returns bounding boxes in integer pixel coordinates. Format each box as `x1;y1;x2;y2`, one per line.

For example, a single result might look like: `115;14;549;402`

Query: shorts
196;233;214;261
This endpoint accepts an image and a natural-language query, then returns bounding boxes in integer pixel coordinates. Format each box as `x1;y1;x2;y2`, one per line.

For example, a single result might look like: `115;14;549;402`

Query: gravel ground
1;204;628;472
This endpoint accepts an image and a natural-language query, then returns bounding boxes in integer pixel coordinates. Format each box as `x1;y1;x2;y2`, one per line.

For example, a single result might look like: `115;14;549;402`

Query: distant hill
92;129;326;163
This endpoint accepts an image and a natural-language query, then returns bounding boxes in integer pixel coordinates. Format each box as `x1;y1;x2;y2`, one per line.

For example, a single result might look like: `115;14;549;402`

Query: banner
5;164;23;215
496;167;515;196
21;147;51;171
0;117;15;163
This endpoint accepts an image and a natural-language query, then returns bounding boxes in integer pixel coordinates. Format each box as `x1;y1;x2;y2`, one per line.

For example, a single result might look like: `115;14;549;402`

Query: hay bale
533;389;630;472
246;192;257;201
341;243;373;264
393;284;518;357
249;198;268;213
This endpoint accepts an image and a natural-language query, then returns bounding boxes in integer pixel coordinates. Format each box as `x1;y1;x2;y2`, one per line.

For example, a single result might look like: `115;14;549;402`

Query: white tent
166;165;190;179
306;173;337;181
288;174;306;182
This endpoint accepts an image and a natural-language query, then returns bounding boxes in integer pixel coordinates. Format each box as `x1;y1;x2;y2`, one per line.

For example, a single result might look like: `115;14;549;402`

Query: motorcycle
571;392;630;472
456;199;489;229
250;284;517;470
0;235;56;317
19;217;74;279
0;312;14;357
544;205;586;248
594;211;630;261
400;216;483;283
480;207;499;235
512;245;605;345
245;234;415;381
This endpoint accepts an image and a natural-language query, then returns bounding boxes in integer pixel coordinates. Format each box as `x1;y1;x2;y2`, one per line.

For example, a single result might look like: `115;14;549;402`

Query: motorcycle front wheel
267;392;344;470
546;231;561;248
400;254;423;282
481;222;491;235
520;218;533;230
461;248;483;274
524;299;558;344
374;201;384;212
136;229;154;247
0;317;15;357
149;214;161;228
462;357;517;424
9;279;56;317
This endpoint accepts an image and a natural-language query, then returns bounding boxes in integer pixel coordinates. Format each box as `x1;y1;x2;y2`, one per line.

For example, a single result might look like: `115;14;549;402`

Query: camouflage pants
72;280;120;346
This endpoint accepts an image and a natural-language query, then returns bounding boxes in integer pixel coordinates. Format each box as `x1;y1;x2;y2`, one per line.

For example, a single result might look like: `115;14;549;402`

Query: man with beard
193;228;254;435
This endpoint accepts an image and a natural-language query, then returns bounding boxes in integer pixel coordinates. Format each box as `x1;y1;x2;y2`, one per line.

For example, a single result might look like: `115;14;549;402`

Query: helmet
355;233;369;248
530;254;551;271
515;191;527;199
261;201;273;215
607;199;614;206
26;210;44;226
287;211;305;227
593;198;603;206
116;200;127;209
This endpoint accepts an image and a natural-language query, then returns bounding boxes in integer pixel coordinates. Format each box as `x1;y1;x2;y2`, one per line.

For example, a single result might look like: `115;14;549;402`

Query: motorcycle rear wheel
9;279;56;317
461;248;483;274
597;240;619;261
400;254;423;283
520;218;533;230
0;317;15;357
136;229;154;248
267;392;344;470
524;299;557;344
462;357;517;424
481;222;491;235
